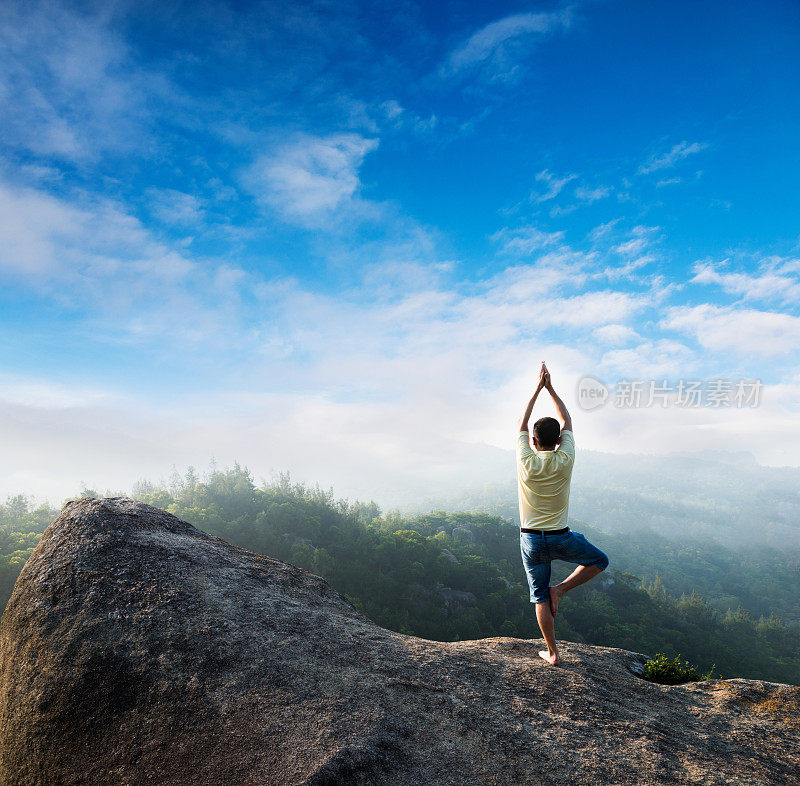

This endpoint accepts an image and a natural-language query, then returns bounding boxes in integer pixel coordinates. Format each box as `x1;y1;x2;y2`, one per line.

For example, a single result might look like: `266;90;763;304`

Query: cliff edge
1;498;798;785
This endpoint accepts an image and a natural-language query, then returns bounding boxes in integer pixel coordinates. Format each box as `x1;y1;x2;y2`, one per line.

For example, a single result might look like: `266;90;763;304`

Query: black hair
533;417;560;449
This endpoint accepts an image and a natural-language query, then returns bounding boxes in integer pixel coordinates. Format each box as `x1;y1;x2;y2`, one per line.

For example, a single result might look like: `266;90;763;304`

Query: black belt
520;526;569;535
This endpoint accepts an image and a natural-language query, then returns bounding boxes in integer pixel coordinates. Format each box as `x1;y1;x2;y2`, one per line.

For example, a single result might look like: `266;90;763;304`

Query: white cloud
613;237;648;256
534;169;577;202
550;290;648;328
0;0;174;161
691;260;800;305
491;225;565;255
588;219;621;242
638;141;709;175
244;133;379;226
381;100;404;120
146;189;203;226
0;373;120;410
769;256;800;275
564;389;800;469
0;179;185;283
600;339;695;378
594;324;640;345
4;230;800;504
0;247;658;504
662;304;800;357
441;10;573;78
575;185;611;202
602;255;656;281
0;182;89;275
0;178;253;346
611;225;660;257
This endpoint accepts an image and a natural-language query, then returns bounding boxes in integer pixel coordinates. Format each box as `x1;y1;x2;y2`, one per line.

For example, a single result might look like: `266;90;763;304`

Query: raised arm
517;362;548;432
542;363;573;433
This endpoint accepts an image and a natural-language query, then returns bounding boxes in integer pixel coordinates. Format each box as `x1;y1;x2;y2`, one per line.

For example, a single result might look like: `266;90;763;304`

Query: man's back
516;430;575;530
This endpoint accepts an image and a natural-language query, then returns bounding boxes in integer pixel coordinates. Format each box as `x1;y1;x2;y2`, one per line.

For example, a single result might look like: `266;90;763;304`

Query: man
517;361;609;666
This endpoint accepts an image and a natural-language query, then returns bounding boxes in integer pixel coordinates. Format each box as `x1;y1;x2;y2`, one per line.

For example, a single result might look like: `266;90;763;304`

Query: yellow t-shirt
516;429;575;530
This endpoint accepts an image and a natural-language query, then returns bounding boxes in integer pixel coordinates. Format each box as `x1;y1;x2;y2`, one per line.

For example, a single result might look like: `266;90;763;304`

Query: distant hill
400;444;800;547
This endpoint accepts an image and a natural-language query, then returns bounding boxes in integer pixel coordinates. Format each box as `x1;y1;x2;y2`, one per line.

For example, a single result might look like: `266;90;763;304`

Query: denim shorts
520;529;609;604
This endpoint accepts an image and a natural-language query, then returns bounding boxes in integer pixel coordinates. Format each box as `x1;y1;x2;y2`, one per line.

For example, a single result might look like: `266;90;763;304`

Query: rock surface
1;497;798;785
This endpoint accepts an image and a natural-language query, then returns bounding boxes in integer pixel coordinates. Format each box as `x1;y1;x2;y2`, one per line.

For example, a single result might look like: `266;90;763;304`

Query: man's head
532;417;561;450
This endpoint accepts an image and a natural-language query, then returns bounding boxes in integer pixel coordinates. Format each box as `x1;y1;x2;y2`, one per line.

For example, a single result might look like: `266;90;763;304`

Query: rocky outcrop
1;498;798;785
438;548;459;564
436;584;477;612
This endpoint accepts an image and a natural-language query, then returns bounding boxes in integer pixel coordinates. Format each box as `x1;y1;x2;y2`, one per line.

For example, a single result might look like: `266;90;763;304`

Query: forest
1;464;798;684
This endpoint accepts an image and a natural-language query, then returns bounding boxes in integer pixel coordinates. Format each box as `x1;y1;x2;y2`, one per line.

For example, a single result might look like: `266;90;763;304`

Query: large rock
1;498;798;785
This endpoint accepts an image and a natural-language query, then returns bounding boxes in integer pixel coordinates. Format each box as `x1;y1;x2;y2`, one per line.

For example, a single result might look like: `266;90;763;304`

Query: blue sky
1;0;799;501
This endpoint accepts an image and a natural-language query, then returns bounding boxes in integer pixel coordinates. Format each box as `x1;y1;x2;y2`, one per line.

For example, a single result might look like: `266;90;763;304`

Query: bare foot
549;586;562;617
538;650;560;666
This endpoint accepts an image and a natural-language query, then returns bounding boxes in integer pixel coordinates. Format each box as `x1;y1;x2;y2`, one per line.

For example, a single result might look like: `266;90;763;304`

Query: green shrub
643;653;701;684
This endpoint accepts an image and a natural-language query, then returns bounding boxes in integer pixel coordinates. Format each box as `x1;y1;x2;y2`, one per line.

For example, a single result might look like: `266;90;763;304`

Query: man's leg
520;534;560;665
549;532;610;615
549;564;602;616
535;601;560;665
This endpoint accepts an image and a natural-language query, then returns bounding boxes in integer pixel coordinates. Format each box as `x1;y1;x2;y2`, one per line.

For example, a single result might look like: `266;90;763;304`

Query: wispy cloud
594;323;641;345
549;290;649;327
612;225;660;256
0;1;172;161
602;255;657;281
244;133;379;227
0;178;252;346
691;259;800;306
491;225;566;255
662;304;800;357
533;169;577;202
600;338;695;378
588;219;621;242
638;141;709;175
575;185;611;202
146;189;204;226
0;372;121;410
613;238;648;256
441;10;573;81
